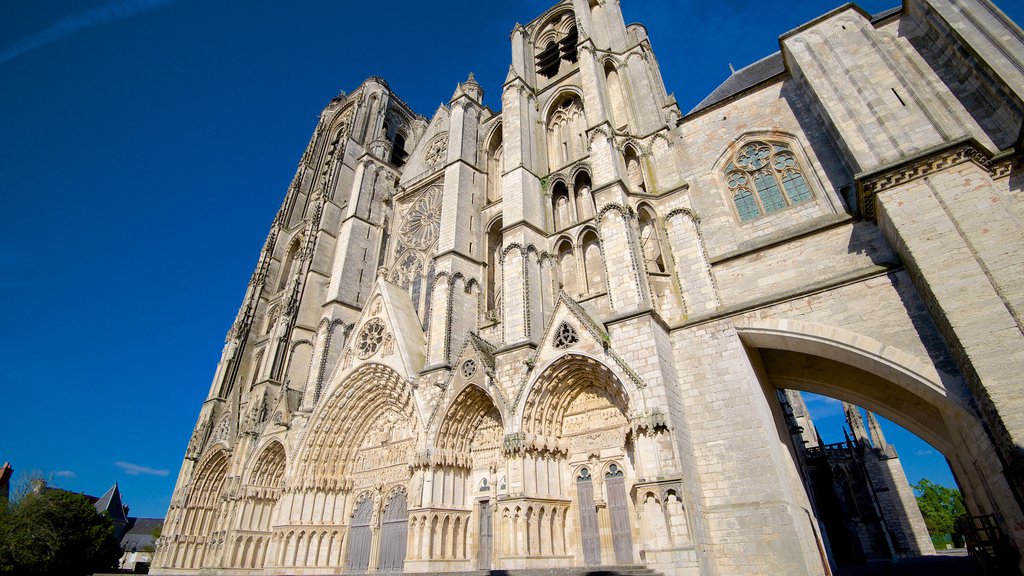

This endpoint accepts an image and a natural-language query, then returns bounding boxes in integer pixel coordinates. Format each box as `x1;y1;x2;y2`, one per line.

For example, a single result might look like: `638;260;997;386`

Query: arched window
605;61;630;131
574;171;595;222
486;126;503;204
391;133;408;167
551;181;573;230
277;240;301;292
624;146;647;193
557;239;578;296
535;11;578;80
580;230;605;295
486;218;503;316
637;207;665;273
547;95;586;171
725;141;814;222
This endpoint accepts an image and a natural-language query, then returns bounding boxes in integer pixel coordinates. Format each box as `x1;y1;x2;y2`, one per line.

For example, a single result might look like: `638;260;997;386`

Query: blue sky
2;0;1019;518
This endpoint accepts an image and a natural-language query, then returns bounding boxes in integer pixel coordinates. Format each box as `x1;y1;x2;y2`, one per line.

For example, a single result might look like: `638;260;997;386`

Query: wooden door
576;468;601;566
606;464;633;564
378;491;408;573
346;497;373;573
478;500;492;570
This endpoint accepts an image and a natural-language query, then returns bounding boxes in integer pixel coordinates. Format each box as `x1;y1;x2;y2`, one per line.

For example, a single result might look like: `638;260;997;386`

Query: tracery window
356;319;386;359
547;95;586;170
553;322;579;349
725;141;813;221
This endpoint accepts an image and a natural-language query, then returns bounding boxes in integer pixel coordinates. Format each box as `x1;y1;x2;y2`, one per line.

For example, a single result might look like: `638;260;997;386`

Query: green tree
914;478;967;548
0;487;121;575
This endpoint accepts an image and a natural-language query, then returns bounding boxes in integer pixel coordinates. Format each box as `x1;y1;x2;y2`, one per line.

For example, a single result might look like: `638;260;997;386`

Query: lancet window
624;145;648;193
637;206;665;274
581;230;605;295
724;141;813;221
547;95;586;171
486;218;503;318
605;61;632;131
486;126;503;204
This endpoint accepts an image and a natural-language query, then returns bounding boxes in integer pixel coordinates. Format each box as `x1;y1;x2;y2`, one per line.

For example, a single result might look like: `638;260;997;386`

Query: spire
866;411;896;457
95;483;129;527
451;72;484;104
843;402;870;446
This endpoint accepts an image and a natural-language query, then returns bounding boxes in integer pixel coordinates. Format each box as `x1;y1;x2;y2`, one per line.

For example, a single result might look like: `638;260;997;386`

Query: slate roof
95;483;130;526
120;517;163;552
685;6;901;117
687;52;786;116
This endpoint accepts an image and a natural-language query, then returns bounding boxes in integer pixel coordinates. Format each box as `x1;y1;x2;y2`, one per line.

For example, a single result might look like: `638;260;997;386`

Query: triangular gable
447;332;501;397
532;291;647;391
399;106;451;185
331;278;426;390
427;331;512;438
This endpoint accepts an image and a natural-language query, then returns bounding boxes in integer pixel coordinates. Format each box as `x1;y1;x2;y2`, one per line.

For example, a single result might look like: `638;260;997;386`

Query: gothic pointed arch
519;353;632;445
277;236;303;292
168;447;230;568
435;384;505;463
228;441;286;568
545;91;587;172
485;123;504;204
294;363;420;490
578;228;605;295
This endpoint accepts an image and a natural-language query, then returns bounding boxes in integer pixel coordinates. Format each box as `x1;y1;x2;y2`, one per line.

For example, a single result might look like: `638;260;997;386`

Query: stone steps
422;566;662;576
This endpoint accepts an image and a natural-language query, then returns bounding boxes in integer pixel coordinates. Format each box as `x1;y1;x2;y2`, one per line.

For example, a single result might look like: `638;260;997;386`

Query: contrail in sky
0;0;177;65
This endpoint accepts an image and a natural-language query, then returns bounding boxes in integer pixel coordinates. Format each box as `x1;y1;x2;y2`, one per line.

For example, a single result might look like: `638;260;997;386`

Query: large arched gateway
154;0;1024;574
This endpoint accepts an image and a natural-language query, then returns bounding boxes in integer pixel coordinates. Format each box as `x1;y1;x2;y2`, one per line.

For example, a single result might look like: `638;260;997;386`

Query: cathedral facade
153;0;1024;574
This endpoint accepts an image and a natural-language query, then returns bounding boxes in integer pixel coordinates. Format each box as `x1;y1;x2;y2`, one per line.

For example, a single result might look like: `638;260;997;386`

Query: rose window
399;187;442;250
461;359;477;379
424;134;448;167
356;319;386;359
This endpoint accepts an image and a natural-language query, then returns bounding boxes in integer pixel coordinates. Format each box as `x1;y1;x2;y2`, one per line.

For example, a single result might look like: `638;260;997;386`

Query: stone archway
408;384;504;572
285;363;421;571
735;318;1024;565
166;448;230;569
509;353;640;569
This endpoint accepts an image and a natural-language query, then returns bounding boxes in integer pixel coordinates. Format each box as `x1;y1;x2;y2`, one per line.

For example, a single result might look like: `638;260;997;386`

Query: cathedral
152;0;1024;574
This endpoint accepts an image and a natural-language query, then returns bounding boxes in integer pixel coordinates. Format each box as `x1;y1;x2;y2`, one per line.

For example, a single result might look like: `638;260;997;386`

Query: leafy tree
914;478;966;548
0;487;121;575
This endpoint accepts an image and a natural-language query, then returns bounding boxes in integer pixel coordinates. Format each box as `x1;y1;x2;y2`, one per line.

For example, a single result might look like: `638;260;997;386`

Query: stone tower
153;0;1024;574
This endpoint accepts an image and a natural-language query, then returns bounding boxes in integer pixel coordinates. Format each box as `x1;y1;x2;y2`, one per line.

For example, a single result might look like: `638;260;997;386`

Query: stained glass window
725;141;814;221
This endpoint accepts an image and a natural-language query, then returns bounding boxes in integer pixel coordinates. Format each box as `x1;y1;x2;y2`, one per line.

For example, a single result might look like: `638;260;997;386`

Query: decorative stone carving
423;133;448;167
553;322;579;349
356;319;386;359
398;186;442;250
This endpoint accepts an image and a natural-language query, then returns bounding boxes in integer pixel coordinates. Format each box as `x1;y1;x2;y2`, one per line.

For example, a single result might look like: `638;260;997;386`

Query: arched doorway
415;383;504;571
518;353;639;568
736;318;1024;569
288;363;420;571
